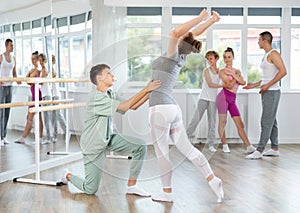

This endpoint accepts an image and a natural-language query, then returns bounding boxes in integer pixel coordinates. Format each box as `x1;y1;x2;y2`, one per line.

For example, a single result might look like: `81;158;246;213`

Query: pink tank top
224;67;239;89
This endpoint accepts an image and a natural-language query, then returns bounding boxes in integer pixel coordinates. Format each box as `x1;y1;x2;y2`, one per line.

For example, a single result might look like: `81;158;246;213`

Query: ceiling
0;0;45;15
0;0;91;24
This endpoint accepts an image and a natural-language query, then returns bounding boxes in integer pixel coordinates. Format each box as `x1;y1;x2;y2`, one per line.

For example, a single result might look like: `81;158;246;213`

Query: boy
61;64;160;195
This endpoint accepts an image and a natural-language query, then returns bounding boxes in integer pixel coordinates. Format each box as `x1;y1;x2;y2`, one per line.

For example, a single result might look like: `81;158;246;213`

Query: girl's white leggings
149;104;214;188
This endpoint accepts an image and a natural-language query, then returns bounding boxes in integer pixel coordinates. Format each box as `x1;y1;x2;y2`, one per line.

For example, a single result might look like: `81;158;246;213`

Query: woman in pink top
216;47;256;154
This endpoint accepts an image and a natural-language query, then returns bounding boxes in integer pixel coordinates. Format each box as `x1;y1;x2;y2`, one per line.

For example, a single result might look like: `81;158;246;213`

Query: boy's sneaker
15;137;25;144
263;149;280;156
0;140;4;146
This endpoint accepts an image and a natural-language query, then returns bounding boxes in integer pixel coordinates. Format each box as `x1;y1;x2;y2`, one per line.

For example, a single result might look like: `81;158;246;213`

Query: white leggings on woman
149;104;214;188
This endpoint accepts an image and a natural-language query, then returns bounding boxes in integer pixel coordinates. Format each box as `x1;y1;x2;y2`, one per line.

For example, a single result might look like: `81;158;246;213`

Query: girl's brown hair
180;32;202;54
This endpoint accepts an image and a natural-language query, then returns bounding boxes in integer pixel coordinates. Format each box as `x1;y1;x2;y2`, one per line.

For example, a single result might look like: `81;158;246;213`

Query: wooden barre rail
0;99;75;109
0;77;89;83
29;103;86;113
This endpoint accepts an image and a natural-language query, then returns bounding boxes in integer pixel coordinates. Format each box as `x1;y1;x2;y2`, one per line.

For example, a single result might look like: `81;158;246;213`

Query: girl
216;47;256;154
149;9;224;203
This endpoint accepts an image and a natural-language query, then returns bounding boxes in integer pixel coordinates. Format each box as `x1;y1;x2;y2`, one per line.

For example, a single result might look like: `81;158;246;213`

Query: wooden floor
1;136;300;213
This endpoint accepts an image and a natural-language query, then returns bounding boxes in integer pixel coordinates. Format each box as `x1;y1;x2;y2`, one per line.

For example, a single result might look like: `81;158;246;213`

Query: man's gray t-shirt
149;51;187;107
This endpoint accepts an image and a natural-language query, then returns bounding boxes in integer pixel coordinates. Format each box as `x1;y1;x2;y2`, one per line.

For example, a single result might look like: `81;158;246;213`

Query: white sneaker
246;145;256;154
3;138;10;144
222;144;230;153
53;137;58;143
245;150;263;159
209;146;217;153
263;149;280;156
151;192;174;203
126;185;151;197
0;140;4;146
15;137;25;144
41;140;51;145
61;169;70;184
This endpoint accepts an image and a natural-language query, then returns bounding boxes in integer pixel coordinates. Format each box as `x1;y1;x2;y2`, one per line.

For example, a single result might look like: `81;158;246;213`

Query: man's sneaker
246;145;256;154
15;137;25;144
3;138;10;144
263;149;280;157
61;169;70;184
53;137;58;143
245;150;263;159
0;140;4;146
222;144;230;153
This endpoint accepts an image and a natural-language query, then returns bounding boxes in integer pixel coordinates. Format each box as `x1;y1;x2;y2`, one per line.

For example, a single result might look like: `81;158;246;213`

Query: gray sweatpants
70;134;147;194
256;90;281;152
186;99;217;146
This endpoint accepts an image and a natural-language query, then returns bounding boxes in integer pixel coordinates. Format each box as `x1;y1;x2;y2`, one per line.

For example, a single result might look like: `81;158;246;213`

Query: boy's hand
146;79;161;92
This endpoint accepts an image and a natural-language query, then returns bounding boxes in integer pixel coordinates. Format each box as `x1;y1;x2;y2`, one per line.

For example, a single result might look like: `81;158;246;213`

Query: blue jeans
0;86;12;139
257;90;281;152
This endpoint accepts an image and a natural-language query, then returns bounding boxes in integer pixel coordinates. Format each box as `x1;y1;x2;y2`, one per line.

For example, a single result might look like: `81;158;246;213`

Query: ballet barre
1;77;88;186
0;99;74;109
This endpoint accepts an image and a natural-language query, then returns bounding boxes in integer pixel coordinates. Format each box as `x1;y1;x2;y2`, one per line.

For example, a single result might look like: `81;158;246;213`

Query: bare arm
191;11;220;37
12;57;21;84
204;68;221;88
117;80;161;112
219;69;236;89
166;9;210;57
230;69;246;86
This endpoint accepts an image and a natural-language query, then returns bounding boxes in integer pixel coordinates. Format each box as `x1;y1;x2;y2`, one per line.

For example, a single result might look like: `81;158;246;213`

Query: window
22;22;31;36
32;37;44;55
248;8;281;24
70;35;85;78
23;39;32;75
291;8;300;24
58;36;69;78
13;23;21;36
127;28;161;81
44;15;52;33
57;17;68;34
212;30;242;69
15;38;23;76
70;13;86;32
127;7;162;23
291;28;300;89
212;7;243;24
247;28;281;83
32;19;42;34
